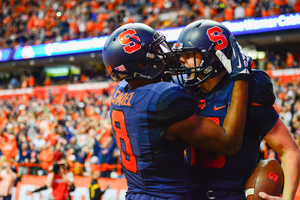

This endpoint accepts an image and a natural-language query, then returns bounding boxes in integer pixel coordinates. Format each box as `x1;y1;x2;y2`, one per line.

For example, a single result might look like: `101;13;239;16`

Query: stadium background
1;0;300;199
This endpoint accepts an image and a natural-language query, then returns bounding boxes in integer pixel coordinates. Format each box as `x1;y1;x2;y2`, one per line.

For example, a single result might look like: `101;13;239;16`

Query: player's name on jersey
111;90;134;106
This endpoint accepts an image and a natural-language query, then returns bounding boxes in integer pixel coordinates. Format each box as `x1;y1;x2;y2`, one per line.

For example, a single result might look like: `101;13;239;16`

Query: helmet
102;23;173;81
171;20;233;87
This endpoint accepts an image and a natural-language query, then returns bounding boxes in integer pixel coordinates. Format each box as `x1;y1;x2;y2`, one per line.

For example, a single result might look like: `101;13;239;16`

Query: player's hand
26;191;33;195
259;192;282;200
216;34;252;81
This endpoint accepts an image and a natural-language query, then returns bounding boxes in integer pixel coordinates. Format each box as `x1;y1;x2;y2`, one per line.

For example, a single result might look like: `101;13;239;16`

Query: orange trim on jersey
252;102;263;106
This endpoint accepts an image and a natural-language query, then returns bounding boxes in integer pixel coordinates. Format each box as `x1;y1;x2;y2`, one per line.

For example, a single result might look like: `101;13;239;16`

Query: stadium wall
11;175;300;200
0;68;298;99
13;175;127;200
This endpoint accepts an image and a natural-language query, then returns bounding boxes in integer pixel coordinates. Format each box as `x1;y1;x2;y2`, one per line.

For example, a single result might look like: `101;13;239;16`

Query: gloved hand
216;34;252;81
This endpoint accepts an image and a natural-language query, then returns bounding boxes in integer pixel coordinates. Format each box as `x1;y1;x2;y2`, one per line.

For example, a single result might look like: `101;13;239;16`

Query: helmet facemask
170;41;223;88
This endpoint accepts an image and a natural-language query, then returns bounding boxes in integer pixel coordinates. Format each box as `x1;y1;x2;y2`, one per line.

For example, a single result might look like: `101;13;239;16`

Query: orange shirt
1;136;17;161
52;174;69;200
224;7;234;21
39;149;54;170
1;142;17;162
295;1;300;12
286;53;294;67
28;76;35;87
245;6;254;17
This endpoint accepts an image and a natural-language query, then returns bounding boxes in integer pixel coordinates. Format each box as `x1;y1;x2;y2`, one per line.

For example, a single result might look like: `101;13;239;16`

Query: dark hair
53;163;60;174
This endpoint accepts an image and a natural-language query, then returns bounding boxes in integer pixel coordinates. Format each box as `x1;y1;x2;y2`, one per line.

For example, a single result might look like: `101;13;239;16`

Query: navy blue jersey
110;80;197;199
185;70;279;198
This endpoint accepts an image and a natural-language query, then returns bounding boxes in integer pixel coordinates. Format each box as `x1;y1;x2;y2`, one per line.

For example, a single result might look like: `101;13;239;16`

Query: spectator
286;51;295;68
280;103;293;129
295;0;300;12
28;162;72;200
1;0;300;50
17;143;31;176
28;143;41;175
0;133;18;163
8;77;20;89
61;160;75;199
97;137;116;178
65;137;81;157
0;161;17;200
234;3;246;19
32;133;46;151
38;144;54;175
76;145;89;166
53;143;63;162
89;170;109;200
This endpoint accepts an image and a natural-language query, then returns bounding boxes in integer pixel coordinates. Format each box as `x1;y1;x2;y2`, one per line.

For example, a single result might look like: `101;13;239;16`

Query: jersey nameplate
111;89;135;106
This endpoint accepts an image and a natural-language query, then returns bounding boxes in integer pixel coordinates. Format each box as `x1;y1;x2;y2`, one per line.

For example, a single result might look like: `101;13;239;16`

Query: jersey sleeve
156;86;197;126
250;105;279;138
249;70;276;106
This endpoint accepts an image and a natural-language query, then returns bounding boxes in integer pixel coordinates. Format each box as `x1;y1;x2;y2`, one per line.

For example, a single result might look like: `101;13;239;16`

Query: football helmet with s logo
102;23;173;81
171;20;233;87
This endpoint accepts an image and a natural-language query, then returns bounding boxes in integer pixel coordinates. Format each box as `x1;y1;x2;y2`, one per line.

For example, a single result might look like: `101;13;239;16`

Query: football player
102;22;251;200
171;19;300;200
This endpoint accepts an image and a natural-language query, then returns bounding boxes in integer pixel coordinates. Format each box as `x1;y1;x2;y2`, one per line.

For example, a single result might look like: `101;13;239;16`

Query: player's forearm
280;150;300;200
31;185;48;193
222;80;249;154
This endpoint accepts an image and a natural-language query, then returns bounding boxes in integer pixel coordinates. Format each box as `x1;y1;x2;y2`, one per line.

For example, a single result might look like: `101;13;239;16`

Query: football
245;159;284;200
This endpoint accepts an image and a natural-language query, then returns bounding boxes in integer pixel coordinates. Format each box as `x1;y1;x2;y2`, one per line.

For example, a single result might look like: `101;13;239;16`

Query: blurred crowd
1;0;300;90
1;0;300;49
274;78;300;140
0;74;300;179
0;0;300;183
0;86;123;179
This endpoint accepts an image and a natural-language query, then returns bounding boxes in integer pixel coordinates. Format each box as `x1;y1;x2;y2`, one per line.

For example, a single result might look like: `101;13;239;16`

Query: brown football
245;159;284;200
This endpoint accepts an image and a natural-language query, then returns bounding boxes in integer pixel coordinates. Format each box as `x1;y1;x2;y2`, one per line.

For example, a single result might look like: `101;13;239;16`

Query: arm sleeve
156;86;197;126
249;70;276;106
31;185;48;193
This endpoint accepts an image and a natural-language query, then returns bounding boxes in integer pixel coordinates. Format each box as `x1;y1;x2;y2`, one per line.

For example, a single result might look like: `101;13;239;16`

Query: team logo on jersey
198;99;206;110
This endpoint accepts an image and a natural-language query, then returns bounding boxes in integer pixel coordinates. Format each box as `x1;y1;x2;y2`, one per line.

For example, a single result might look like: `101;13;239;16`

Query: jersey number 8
111;109;137;173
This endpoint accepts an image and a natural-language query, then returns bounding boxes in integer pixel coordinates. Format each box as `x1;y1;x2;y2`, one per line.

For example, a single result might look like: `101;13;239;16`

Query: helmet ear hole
138;62;147;69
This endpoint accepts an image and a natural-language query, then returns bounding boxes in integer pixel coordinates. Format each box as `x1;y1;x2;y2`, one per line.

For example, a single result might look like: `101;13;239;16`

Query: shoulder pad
249;70;275;106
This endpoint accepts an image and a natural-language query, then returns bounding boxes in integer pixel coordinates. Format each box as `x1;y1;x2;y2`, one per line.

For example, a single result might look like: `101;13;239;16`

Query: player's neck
200;71;227;93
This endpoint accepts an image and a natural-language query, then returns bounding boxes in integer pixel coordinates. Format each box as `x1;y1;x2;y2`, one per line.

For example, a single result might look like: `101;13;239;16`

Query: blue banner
8;12;300;61
0;48;13;62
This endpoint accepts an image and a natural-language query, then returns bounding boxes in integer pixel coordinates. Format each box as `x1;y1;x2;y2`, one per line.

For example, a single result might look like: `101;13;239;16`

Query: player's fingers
259;192;281;200
229;34;238;49
216;50;232;73
229;35;245;64
259;191;268;198
216;50;230;65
